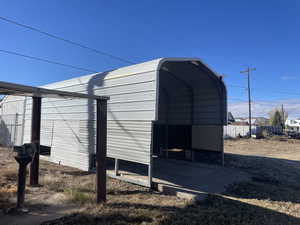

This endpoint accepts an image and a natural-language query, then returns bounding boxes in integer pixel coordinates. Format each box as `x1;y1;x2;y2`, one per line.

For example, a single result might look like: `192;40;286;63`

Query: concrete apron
107;158;251;201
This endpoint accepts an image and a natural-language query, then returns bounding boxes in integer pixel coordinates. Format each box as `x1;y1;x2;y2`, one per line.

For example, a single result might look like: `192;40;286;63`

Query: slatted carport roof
0;80;109;204
0;80;109;100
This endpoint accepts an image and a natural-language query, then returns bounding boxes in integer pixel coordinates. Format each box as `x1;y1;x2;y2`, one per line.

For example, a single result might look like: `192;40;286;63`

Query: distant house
230;121;248;126
285;119;300;133
233;117;269;126
253;117;270;126
227;112;235;124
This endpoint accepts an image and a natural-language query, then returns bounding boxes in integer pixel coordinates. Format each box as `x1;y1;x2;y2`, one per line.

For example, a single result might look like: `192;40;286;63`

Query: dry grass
2;168;18;182
1;138;300;225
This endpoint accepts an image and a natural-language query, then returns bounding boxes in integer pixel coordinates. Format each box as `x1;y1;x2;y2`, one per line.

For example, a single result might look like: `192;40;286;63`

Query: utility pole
281;104;285;132
240;67;256;137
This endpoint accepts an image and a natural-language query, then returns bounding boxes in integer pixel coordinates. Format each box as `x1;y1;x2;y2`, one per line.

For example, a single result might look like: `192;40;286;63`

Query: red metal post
96;99;107;203
30;97;41;186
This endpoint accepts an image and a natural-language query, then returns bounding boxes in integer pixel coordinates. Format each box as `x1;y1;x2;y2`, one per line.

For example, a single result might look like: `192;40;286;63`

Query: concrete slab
152;159;251;200
107;158;251;200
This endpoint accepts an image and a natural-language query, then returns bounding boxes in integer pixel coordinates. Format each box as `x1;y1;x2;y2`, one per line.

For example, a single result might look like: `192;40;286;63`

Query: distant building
285;119;300;132
227;112;235;124
253;117;270;126
233;117;269;126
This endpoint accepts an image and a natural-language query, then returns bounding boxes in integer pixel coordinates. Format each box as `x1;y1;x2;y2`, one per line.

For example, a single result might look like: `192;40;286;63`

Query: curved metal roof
43;57;225;89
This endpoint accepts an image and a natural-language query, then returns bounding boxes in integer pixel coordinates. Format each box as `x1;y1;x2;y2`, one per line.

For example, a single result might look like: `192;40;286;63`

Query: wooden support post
96;99;107;203
30;97;41;186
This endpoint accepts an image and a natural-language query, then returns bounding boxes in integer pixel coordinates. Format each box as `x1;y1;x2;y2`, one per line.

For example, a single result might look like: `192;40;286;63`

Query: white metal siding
0;58;227;173
157;61;224;125
11;68;157;170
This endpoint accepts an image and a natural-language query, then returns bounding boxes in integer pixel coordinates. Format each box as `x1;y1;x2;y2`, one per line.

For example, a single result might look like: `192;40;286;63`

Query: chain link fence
0;114;23;147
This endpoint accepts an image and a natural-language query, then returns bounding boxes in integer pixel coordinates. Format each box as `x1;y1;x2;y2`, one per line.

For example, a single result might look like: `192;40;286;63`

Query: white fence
224;125;282;139
224;125;251;138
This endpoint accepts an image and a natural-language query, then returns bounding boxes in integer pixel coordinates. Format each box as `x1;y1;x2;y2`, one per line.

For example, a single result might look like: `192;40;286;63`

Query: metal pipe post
15;156;32;209
17;162;26;208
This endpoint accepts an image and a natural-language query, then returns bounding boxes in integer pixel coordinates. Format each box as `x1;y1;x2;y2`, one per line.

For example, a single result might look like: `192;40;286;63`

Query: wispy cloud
280;76;298;81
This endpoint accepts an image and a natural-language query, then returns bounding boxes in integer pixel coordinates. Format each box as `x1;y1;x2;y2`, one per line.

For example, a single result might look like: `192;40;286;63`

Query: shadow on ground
225;153;300;204
40;195;300;225
40;151;300;225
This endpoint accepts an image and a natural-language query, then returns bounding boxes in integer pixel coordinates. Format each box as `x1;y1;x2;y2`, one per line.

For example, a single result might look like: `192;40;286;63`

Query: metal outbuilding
0;58;227;187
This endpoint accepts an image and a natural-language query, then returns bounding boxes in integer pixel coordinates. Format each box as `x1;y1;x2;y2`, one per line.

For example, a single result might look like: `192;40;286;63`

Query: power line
2;15;299;98
0;49;98;73
228;83;300;97
1;15;299;98
0;16;135;65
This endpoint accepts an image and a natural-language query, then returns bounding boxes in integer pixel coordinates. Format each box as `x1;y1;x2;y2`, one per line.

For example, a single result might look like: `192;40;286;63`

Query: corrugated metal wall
156;61;226;153
1;66;157;171
157;61;225;125
0;58;227;173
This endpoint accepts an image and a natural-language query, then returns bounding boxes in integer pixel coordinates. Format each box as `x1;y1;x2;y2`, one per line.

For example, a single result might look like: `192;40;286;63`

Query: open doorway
152;124;193;161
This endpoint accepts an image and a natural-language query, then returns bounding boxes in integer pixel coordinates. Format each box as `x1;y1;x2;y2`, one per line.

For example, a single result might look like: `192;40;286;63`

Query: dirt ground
1;137;300;225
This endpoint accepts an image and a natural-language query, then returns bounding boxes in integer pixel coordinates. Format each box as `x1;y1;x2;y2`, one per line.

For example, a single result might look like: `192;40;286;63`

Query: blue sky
0;0;299;117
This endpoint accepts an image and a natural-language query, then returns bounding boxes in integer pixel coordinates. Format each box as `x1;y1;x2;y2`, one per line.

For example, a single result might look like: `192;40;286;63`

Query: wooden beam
96;99;107;203
29;97;41;186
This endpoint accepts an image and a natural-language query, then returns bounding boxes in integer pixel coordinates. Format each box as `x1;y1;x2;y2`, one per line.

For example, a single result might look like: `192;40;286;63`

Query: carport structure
0;58;227;190
0;81;109;203
110;58;228;187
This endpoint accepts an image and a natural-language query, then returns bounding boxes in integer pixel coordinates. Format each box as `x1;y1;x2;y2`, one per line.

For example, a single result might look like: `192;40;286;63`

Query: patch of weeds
42;179;65;192
41;212;154;225
64;188;94;205
41;173;68;192
0;186;17;209
269;135;287;142
2;168;18;182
